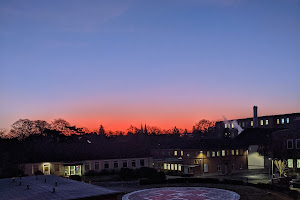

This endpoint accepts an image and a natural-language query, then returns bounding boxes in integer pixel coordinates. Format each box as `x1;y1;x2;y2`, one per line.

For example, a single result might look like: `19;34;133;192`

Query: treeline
0;118;216;140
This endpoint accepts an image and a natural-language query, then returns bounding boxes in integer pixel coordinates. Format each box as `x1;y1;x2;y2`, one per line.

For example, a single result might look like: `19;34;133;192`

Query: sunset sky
1;0;300;132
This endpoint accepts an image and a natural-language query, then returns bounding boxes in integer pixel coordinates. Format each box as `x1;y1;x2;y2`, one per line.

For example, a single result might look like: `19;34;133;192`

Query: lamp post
200;151;204;174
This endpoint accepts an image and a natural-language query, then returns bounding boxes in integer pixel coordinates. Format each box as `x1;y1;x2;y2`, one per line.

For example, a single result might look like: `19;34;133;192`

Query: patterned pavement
122;187;240;200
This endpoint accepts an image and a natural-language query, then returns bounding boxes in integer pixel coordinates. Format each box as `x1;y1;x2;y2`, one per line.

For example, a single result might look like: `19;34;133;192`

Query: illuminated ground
122;187;240;200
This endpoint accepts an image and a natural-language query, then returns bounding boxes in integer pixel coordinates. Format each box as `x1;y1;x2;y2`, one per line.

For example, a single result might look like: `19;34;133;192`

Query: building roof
215;112;300;123
234;128;274;145
0;175;119;200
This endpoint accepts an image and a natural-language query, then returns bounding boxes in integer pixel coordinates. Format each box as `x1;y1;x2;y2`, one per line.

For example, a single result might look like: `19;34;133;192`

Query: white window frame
296;139;300;149
94;162;100;170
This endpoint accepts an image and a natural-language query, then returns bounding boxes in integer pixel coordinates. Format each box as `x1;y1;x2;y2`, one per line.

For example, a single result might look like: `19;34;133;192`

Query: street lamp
200;151;204;174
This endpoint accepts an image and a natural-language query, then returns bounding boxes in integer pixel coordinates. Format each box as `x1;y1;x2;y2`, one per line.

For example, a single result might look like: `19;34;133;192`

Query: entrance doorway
43;163;50;175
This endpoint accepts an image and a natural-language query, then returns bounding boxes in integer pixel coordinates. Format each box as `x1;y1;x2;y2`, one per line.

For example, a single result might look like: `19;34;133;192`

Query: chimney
253;106;258;128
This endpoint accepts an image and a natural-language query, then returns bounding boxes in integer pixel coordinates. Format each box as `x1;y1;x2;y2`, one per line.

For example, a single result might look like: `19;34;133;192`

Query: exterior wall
83;157;153;174
21;157;153;177
153;149;248;175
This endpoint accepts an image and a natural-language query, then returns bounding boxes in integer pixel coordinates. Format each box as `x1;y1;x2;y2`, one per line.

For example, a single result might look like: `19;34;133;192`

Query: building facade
21;157;153;177
152;147;248;175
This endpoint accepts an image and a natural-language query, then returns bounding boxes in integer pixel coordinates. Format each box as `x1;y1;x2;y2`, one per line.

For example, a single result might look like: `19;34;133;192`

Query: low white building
21;157;153;177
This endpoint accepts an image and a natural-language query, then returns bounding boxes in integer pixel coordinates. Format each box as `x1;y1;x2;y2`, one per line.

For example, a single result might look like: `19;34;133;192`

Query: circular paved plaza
122;187;240;200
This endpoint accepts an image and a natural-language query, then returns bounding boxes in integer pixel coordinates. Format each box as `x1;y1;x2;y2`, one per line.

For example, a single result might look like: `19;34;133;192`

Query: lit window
296;139;300;149
225;124;227;128
287;118;290;124
207;151;210;157
171;164;174;170
231;123;234;128
287;139;293;149
94;162;100;170
251;121;253;127
217;151;220;156
204;164;208;172
277;119;280;124
54;164;60;172
70;166;75;175
174;151;177;156
297;160;300;168
131;160;136;167
231;150;235;155
222;150;225;156
164;163;167;170
178;164;182;171
174;164;177;171
212;151;215;157
187;153;190;157
288;159;293;168
265;120;269;125
140;159;145;167
232;164;235;170
281;118;285;124
217;164;221;171
236;150;239;155
260;120;263;126
167;164;170;170
181;151;183;156
242;122;245;127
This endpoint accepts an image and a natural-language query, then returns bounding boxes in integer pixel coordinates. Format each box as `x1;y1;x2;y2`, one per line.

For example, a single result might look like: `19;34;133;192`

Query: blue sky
0;0;299;131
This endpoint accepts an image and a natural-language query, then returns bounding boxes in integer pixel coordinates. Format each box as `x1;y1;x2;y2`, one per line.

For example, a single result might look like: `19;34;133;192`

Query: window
181;151;183;156
227;150;230;155
260;120;263;126
287;139;293;149
187;153;190;157
212;151;215;157
94;162;100;170
32;165;38;174
286;118;290;123
242;122;245;127
178;164;182;171
231;150;235;155
171;164;174;170
70;166;75;175
236;150;239;155
232;164;235;170
174;164;178;171
164;163;167;170
167;164;170;170
114;161;118;168
265;120;269;125
140;159;145;167
296;139;300;149
131;160;136;167
297;160;300;168
207;151;210;157
231;123;234;128
174;151;177;156
288;159;293;168
240;149;243;155
240;163;243;169
251;121;253;127
277;119;280;124
122;160;128;168
281;118;285;124
54;164;60;172
225;124;227;128
222;150;225;156
217;151;220;157
104;162;109;169
217;164;221;171
85;162;90;171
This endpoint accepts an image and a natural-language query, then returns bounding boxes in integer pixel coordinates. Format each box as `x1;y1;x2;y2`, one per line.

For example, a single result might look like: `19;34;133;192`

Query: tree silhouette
10;119;34;140
98;125;105;135
194;119;215;133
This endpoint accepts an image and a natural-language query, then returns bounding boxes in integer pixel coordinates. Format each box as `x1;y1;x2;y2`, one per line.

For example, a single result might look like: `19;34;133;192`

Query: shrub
69;175;81;181
34;170;44;175
120;168;136;180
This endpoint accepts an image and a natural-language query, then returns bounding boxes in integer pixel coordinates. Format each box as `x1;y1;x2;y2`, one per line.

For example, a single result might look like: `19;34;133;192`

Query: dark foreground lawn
94;182;299;200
